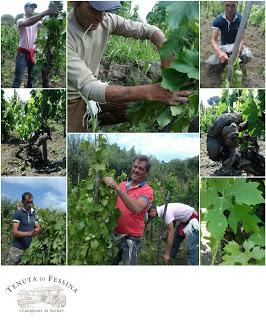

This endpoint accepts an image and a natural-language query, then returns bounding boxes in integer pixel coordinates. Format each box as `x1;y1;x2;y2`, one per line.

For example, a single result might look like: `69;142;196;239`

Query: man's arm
12;223;37;238
163;222;174;264
211;29;229;63
103;177;148;214
18;7;59;27
106;84;193;105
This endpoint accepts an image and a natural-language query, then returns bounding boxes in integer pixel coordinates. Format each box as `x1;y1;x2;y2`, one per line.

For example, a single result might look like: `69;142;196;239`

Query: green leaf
157;108;172;128
234;179;264;205
228;204;260;234
161;68;189;91
222;240;265;265
249;227;265;247
164;1;199;28
170;106;184;116
206;206;228;241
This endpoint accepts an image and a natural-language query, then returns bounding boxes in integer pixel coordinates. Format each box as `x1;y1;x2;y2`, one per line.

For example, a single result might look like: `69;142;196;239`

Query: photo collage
0;0;265;267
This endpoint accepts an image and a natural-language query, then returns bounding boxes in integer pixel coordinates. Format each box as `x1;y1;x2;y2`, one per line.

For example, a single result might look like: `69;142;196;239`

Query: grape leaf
249;227;265;247
164;1;199;28
222;240;265;265
170;106;184;116
234;179;264;205
161;68;189;91
157;108;172;128
228;204;260;234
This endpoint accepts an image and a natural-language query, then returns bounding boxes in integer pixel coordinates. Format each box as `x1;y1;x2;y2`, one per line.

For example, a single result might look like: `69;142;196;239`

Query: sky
1;177;66;212
2;89;32;102
79;133;199;162
1;0;67;17
200;88;223;106
131;0;157;21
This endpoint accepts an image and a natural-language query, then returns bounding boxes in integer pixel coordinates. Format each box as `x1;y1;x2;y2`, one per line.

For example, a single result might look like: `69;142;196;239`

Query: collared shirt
212;12;243;45
12;208;38;249
115;180;154;237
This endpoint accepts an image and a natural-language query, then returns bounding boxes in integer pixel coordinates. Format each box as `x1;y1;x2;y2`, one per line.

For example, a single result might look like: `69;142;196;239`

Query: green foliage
115;1;140;21
34;1;66;87
201;178;265;265
222;58;243;88
68;135;121;265
200;1;223;18
67;134;199;264
200;89;265;138
1;199;66;265
1;24;18;57
1;89;66;141
147;5;167;30
1;14;15;26
125;1;199;132
249;4;265;33
20;209;66;265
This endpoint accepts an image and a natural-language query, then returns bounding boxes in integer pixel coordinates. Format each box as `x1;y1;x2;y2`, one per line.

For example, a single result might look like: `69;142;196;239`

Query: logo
6;275;78;313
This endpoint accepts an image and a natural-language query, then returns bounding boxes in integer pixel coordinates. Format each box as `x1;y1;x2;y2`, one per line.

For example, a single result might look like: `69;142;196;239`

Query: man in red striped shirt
104;155;154;265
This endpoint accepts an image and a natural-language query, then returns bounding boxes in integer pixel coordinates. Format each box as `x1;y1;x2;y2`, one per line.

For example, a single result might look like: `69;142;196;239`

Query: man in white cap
148;203;199;265
12;2;60;88
68;1;193;131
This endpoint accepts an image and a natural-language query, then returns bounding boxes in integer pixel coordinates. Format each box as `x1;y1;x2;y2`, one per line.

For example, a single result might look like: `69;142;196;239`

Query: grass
104;35;160;66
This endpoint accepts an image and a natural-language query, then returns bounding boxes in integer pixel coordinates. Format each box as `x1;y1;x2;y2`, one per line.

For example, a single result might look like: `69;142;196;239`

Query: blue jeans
12;52;34;88
170;228;199;265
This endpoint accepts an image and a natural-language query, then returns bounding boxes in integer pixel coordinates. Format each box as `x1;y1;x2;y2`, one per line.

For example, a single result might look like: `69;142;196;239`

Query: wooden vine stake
226;1;253;82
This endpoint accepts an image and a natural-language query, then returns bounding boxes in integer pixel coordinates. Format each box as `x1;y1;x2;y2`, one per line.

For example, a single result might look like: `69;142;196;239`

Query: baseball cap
24;2;37;9
89;1;121;12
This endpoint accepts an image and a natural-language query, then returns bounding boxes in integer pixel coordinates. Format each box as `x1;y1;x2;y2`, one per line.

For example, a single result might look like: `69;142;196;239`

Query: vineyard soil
1;126;66;176
200;18;265;88
200;133;265;176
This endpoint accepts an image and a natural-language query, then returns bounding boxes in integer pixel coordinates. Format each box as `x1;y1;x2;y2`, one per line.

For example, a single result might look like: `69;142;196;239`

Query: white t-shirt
157;203;195;225
17;16;42;49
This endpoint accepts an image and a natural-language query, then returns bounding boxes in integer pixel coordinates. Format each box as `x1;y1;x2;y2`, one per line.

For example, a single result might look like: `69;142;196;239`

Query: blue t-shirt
212;13;243;45
12;208;37;249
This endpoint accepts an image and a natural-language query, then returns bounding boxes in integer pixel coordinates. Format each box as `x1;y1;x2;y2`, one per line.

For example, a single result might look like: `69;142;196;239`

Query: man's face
148;208;157;218
73;2;105;30
25;6;35;16
23;196;33;210
131;159;148;183
224;2;237;19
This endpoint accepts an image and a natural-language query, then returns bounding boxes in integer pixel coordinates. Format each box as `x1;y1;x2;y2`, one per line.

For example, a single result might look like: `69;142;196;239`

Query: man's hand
46;7;61;16
150;83;194;105
103;177;118;190
163;252;170;265
161;52;176;69
30;226;41;237
218;51;229;63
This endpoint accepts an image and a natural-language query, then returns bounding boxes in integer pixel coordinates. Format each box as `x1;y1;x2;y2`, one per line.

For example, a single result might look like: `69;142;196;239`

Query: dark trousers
12;52;34;88
111;235;142;265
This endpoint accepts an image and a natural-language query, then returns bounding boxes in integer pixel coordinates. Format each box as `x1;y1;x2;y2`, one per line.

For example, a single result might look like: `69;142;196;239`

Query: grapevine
201;178;265;265
34;1;66;87
68;135;120;265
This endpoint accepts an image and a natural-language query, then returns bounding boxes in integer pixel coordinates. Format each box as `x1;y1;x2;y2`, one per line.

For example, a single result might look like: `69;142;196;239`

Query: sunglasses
24;200;33;204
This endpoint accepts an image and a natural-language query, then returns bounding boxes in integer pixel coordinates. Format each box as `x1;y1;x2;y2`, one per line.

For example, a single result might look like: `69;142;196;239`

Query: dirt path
200;17;265;88
1;128;66;176
200;133;265;176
